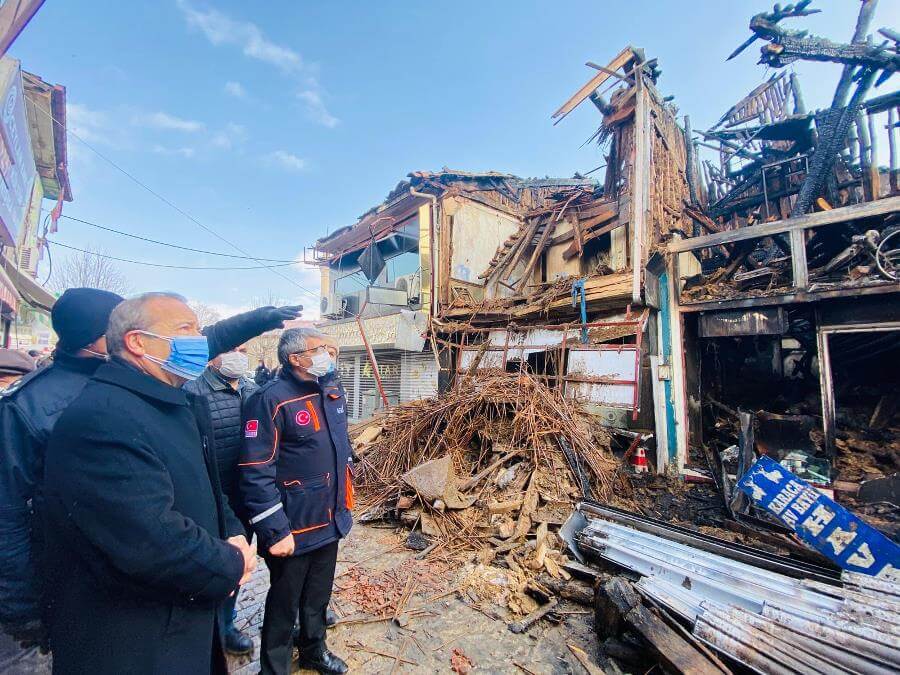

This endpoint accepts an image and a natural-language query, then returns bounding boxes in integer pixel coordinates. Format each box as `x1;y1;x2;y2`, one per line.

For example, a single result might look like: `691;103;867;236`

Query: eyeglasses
297;345;329;357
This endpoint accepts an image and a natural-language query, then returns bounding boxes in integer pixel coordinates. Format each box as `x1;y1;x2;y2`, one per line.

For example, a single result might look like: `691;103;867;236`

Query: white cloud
151;144;197;158
297;90;338;129
177;1;339;128
177;0;302;73
211;122;248;150
265;150;307;172
224;80;247;98
67;102;112;144
134;111;205;133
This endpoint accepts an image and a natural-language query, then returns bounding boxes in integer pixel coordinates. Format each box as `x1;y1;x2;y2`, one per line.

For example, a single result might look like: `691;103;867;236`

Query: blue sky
9;1;898;318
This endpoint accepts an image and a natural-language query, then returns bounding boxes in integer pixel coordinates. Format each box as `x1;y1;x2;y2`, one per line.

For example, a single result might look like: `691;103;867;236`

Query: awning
0;257;55;312
0;261;21;312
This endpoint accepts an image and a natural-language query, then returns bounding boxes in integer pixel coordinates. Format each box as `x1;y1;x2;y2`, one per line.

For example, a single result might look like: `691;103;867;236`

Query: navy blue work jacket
238;369;354;555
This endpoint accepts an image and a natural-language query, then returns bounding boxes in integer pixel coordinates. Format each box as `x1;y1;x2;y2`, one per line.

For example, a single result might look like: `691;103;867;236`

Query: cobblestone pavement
227;524;598;674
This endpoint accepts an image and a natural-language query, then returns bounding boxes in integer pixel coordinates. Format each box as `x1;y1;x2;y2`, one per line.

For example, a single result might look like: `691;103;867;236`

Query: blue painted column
658;271;679;466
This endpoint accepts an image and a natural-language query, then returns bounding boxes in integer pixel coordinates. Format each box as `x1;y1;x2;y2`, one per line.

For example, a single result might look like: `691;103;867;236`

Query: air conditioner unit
342;294;359;316
320;294;359;318
17;245;39;277
394;272;421;303
320;295;343;318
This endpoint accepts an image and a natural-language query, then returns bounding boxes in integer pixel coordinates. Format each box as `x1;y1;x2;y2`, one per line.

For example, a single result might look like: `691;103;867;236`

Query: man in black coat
184;347;257;654
0;287;301;672
41;292;300;674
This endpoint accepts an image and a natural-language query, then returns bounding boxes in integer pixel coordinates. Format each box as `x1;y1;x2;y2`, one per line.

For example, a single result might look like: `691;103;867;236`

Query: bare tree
250;290;288;309
245;290;290;368
50;245;130;296
187;301;222;329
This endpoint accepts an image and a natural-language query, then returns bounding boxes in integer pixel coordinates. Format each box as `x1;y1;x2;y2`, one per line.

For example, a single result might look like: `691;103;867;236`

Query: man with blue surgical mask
41;292;302;675
239;328;353;675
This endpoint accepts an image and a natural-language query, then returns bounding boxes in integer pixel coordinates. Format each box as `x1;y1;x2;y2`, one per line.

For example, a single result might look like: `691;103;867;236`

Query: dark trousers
259;541;338;675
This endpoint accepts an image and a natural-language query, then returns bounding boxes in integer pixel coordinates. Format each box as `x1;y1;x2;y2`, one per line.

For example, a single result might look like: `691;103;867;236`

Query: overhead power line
47;240;299;270
29;99;321;303
57;213;299;262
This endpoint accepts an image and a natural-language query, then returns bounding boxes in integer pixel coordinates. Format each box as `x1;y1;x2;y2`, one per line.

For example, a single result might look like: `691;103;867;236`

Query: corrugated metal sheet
576;513;900;674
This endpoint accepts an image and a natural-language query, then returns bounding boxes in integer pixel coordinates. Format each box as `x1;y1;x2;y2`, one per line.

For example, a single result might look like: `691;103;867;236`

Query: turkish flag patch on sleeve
245;420;259;438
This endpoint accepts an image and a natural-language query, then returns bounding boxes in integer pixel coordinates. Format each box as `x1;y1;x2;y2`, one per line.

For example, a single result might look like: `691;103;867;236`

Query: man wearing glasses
239;328;353;675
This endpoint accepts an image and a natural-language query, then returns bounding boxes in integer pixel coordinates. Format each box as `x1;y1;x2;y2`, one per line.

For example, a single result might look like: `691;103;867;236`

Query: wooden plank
550;206;618;247
517;219;557;292
563;219;625;260
551;47;636;124
668;196;900;253
570;215;583;258
676;282;900;313
789;228;808;290
492;218;539;283
631;77;651;303
600;578;726;675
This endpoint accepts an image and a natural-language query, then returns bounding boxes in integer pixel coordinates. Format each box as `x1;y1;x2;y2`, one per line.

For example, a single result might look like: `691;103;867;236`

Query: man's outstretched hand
259;305;303;330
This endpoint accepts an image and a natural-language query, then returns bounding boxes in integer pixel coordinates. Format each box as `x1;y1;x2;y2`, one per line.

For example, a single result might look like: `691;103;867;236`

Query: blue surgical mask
138;331;209;380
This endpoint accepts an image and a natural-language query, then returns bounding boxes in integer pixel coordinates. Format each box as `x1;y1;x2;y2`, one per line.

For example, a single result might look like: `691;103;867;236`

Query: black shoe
224;626;253;656
297;646;348;674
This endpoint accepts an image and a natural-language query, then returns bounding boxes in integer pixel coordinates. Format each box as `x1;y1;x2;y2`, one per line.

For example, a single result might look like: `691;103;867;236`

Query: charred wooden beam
791;68;877;216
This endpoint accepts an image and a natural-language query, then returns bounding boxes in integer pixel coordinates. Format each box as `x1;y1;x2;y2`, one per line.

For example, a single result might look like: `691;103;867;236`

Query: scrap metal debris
576;505;900;674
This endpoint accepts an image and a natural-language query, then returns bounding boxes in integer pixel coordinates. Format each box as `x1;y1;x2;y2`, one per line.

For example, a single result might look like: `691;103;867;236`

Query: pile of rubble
352;372;621;613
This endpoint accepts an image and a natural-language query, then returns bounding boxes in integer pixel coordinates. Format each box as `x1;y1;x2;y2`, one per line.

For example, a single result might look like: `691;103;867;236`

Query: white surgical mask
305;351;335;378
218;351;249;379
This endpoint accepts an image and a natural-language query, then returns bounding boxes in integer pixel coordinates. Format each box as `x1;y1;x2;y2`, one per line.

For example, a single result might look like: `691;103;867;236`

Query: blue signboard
737;455;899;577
0;58;36;246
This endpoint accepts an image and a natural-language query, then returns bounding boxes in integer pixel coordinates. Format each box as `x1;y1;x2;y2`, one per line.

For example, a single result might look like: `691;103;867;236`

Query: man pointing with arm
42;293;300;674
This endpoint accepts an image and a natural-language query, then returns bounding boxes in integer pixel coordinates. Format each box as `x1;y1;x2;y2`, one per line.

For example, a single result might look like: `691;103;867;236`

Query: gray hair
106;292;188;356
278;327;329;368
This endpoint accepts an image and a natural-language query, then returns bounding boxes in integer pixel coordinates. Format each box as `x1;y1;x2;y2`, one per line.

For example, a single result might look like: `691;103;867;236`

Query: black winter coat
0;307;282;664
183;368;257;515
0;306;287;663
239;368;354;556
0;351;101;636
43;359;246;674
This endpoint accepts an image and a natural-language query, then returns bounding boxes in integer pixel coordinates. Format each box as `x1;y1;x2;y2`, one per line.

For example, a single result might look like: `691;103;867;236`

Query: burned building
313;170;595;421
432;46;696;475
663;2;899;504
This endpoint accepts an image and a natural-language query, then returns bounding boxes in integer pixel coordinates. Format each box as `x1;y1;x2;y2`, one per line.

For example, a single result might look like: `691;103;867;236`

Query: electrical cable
875;228;900;280
28;101;320;303
46;240;300;270
42;242;52;287
55;213;300;263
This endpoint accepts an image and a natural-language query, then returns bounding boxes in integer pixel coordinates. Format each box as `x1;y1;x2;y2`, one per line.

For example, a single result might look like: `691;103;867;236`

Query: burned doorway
817;322;900;488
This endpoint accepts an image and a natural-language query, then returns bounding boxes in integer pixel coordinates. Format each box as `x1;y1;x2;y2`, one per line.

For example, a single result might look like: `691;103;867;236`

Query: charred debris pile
681;1;900;304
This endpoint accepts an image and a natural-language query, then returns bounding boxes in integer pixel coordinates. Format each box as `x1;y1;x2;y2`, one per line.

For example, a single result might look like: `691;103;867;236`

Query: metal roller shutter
400;350;438;403
336;354;361;421
360;349;401;419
